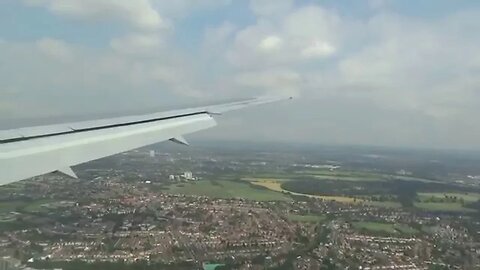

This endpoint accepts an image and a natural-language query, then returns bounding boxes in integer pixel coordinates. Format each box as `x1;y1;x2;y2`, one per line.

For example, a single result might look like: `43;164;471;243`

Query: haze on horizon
1;0;479;150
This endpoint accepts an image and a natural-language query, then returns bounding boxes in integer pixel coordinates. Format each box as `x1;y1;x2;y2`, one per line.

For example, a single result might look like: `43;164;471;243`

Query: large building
183;171;194;180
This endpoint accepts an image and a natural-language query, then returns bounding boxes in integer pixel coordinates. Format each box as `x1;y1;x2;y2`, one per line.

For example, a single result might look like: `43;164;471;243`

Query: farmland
164;180;291;201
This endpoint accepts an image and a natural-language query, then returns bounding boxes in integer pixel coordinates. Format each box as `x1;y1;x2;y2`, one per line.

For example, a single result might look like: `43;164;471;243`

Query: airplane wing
0;96;291;185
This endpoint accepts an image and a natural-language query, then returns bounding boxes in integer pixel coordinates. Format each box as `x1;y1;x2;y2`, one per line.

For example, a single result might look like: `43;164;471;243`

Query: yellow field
245;178;361;203
248;179;284;192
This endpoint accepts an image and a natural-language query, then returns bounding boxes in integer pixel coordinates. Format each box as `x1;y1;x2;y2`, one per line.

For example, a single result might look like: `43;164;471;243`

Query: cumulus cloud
249;0;293;17
235;68;301;97
24;0;165;30
203;22;237;51
227;5;341;67
300;40;336;59
4;1;480;149
110;33;164;55
23;0;234;30
0;37;202;124
216;1;480;148
36;38;74;61
152;0;232;19
333;12;480;119
258;35;283;51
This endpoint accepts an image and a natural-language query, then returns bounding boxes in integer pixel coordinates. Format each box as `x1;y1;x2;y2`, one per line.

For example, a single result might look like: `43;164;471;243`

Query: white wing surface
0;96;290;185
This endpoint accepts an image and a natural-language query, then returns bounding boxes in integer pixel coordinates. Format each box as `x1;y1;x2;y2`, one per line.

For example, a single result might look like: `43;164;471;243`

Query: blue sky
1;0;480;149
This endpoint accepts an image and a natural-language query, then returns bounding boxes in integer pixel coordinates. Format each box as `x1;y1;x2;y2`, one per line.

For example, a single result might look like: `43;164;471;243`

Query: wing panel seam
0;111;208;144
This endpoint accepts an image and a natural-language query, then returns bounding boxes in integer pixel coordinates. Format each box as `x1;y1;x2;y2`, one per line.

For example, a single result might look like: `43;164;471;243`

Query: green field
0;199;58;214
249;167;439;185
352;221;418;235
247;169;387;182
394;224;419;235
165;180;291;201
414;202;475;212
243;173;297;179
23;199;59;212
353;222;398;234
0;201;28;213
417;192;480;202
299;169;385;181
287;214;326;223
365;201;402;208
421;225;438;234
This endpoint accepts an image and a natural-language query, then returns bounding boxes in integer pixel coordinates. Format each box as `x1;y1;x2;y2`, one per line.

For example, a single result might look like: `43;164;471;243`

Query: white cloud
203;22;237;50
249;0;293;17
300;40;336;59
218;3;480;148
110;33;164;55
150;65;180;84
152;0;232;19
283;5;341;40
23;0;234;30
36;38;74;61
334;12;480;120
0;37;205;123
148;65;203;97
5;1;480;149
24;0;165;30
258;35;282;51
235;68;301;97
227;5;341;67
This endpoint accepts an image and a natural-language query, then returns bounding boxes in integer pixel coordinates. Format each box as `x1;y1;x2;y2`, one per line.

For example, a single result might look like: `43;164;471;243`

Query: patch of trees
102;213;125;232
465;200;480;216
423;195;465;204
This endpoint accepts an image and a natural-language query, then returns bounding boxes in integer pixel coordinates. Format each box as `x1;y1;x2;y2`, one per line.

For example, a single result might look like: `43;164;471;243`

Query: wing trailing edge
0;96;291;185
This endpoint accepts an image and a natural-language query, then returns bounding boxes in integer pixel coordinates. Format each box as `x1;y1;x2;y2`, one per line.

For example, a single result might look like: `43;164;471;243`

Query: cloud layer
1;0;480;149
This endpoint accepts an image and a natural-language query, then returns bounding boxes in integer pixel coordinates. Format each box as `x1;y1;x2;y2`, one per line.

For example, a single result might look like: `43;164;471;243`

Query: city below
0;141;479;270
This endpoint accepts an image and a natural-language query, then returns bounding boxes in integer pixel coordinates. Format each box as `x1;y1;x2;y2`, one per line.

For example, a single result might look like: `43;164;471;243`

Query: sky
1;0;480;150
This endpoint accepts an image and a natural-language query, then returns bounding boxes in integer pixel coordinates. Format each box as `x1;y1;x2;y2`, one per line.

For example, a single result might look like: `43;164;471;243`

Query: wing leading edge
0;96;291;185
